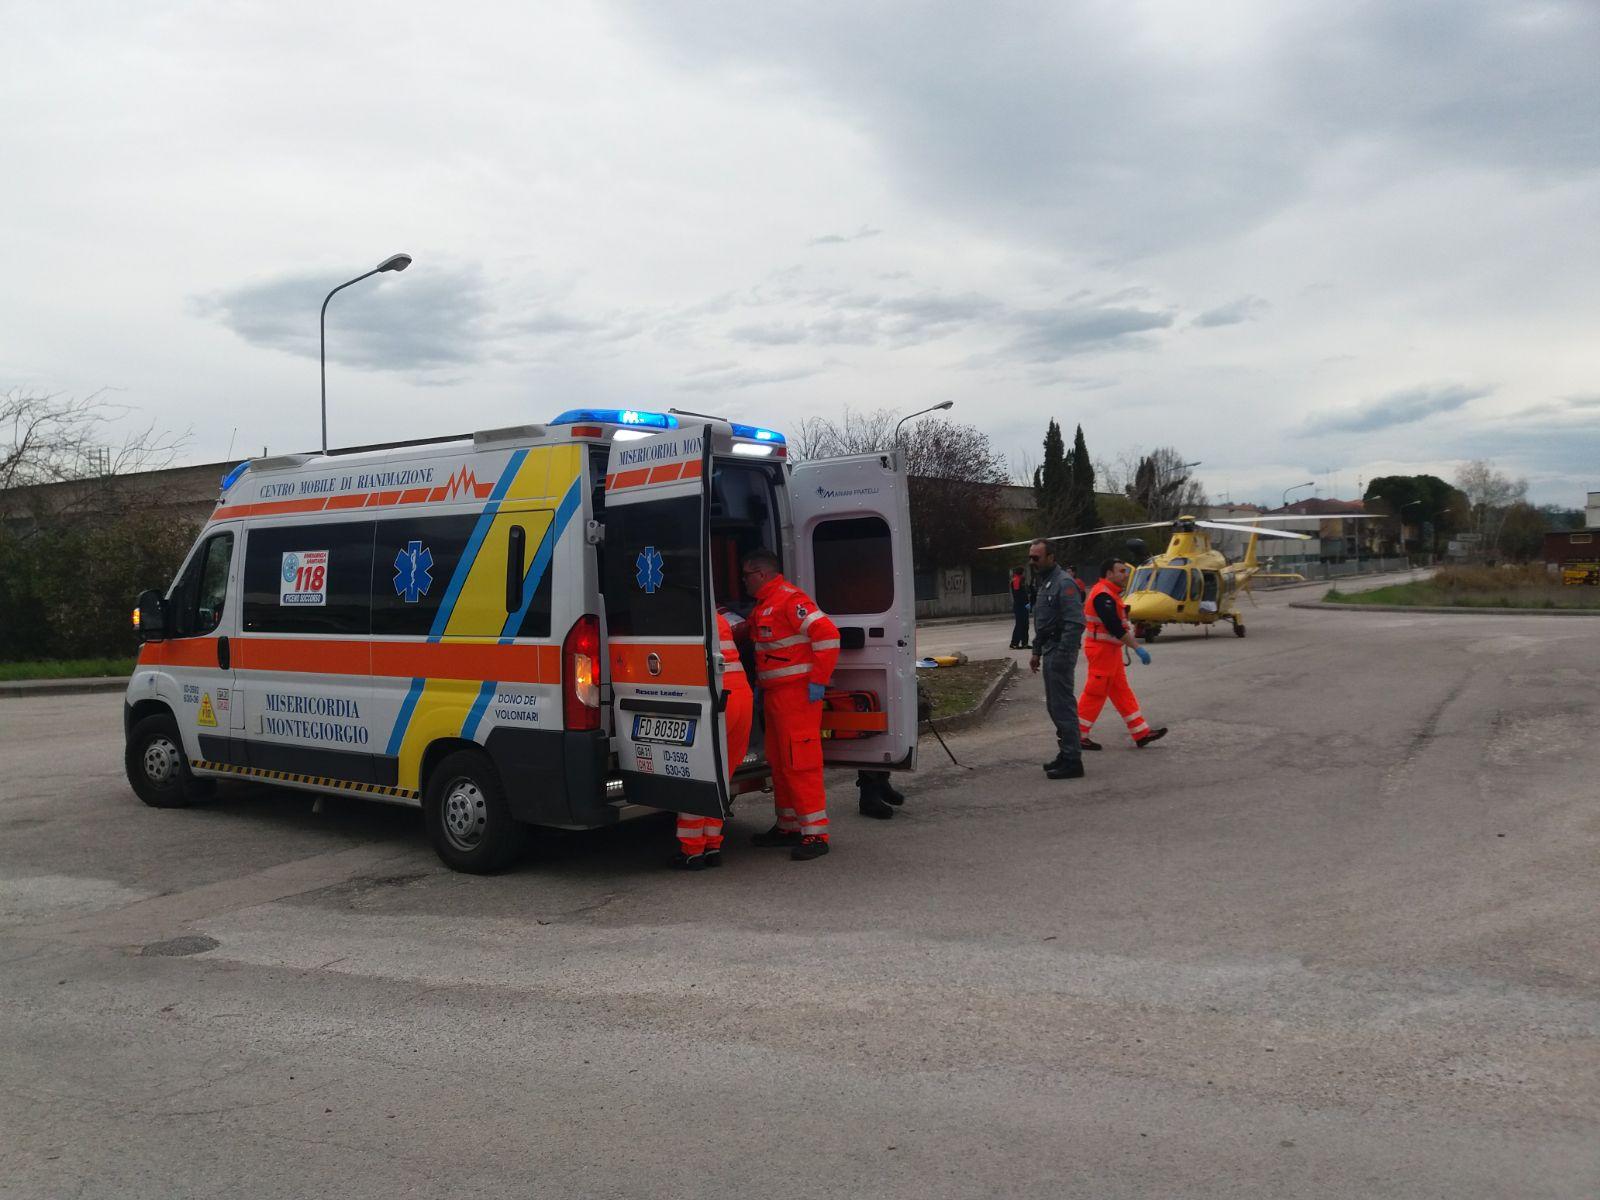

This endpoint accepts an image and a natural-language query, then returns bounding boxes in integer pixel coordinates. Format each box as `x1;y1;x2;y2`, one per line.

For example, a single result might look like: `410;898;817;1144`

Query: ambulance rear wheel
424;750;529;874
126;713;210;808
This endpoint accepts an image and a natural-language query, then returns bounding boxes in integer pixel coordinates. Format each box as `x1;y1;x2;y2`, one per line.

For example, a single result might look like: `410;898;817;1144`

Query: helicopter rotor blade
978;520;1171;551
1197;520;1311;539
1239;513;1384;522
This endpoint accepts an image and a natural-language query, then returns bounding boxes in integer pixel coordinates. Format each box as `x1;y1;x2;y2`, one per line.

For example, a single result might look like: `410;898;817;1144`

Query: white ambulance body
125;409;917;871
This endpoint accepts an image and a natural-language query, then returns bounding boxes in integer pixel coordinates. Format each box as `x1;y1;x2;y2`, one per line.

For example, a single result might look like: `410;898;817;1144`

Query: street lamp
320;252;412;453
893;401;954;458
1381;497;1421;559
1282;480;1314;508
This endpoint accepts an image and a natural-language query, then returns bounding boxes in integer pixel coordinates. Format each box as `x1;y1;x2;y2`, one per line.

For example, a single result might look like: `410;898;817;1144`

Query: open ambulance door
601;424;732;819
789;451;918;770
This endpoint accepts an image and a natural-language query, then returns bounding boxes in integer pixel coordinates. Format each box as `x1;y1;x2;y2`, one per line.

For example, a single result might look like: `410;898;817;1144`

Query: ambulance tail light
563;614;601;730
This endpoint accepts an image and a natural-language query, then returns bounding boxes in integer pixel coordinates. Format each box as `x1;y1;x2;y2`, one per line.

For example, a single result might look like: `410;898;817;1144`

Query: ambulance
125;409;917;872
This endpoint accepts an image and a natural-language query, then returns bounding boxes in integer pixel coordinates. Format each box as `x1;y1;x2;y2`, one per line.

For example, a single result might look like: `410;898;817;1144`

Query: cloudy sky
4;0;1597;505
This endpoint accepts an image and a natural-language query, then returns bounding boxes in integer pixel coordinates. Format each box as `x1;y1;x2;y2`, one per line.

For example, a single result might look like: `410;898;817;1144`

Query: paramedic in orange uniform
740;548;840;861
1079;558;1168;750
672;609;754;870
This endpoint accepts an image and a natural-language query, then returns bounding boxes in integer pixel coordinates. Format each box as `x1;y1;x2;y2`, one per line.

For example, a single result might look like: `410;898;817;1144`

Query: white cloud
0;0;1596;504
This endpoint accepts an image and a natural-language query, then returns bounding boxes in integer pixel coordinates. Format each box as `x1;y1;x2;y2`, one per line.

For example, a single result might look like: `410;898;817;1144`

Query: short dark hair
1100;557;1125;578
1028;538;1054;558
742;548;781;573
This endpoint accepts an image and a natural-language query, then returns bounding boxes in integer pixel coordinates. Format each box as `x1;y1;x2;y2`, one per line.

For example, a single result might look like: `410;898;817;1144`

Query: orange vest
749;576;840;689
1083;578;1126;646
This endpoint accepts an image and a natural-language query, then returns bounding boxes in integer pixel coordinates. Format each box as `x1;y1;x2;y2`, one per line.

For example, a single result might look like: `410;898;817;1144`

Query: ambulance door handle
507;525;526;612
217;636;231;670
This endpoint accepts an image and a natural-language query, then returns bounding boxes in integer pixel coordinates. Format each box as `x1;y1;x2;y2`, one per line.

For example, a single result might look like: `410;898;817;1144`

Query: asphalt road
2;573;1596;1198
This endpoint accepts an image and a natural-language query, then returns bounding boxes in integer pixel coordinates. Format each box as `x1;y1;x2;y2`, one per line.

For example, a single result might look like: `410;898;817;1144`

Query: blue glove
807;682;827;704
1134;646;1151;666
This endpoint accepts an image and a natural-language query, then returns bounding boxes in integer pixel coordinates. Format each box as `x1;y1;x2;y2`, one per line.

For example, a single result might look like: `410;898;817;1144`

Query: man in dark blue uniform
1027;539;1086;780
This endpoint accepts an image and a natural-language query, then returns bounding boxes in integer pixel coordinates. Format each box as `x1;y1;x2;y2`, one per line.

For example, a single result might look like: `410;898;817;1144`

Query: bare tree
793;406;1008;568
2;389;186;493
1455;459;1528;560
1125;446;1207;523
2;391;194;660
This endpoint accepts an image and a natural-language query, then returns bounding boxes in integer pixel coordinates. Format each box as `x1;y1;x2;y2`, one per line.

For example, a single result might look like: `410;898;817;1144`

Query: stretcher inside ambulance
125;409;917;872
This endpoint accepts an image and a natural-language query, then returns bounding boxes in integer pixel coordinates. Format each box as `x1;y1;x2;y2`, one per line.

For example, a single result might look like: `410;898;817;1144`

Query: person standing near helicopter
1079;558;1168;750
1027;539;1086;780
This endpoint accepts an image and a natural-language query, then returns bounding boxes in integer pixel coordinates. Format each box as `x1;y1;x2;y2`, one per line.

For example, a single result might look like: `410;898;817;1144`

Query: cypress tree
1033;419;1071;536
1065;424;1100;536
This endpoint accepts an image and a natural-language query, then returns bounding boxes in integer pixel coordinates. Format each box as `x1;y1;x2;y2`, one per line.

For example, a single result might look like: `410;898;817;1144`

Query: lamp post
320;252;412;453
1383;497;1421;560
1282;480;1314;509
893;401;954;460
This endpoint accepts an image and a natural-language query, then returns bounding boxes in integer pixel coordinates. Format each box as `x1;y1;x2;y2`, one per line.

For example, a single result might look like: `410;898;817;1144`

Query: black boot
751;825;801;848
1045;759;1085;780
859;791;894;819
1134;727;1168;749
791;836;831;861
877;777;906;806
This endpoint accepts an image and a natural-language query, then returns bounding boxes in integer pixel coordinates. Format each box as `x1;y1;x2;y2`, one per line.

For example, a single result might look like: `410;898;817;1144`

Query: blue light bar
549;408;678;430
219;461;250;492
730;423;786;445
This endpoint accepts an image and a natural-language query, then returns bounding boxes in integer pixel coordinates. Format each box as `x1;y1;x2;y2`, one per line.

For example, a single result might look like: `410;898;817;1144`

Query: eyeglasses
1027;555;1043;562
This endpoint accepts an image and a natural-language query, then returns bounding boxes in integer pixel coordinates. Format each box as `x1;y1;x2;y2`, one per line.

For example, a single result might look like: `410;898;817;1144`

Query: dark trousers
1011;608;1030;646
1041;642;1082;764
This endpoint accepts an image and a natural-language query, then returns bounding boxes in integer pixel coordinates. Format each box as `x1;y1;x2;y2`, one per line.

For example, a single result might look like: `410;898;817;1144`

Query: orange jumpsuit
676;610;754;856
750;575;840;841
1078;577;1153;744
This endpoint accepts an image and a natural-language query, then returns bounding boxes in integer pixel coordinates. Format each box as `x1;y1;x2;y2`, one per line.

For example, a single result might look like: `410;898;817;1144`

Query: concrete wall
915;563;1012;619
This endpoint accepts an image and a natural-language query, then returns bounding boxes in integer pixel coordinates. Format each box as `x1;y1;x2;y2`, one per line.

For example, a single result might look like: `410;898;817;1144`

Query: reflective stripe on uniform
758;662;810;681
810;638;840;651
800;821;829;835
798;610;826;631
755;634;810;649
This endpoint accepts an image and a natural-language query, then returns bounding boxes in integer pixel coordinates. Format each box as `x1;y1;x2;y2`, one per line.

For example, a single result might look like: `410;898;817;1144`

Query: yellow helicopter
982;513;1371;640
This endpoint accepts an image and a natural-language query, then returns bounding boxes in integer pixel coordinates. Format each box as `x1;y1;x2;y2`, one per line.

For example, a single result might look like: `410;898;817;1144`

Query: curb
0;676;131;698
920;658;1019;736
1292;600;1600;617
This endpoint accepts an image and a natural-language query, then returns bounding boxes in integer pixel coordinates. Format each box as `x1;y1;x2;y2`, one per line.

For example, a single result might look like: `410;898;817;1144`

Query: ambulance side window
811;517;894;615
170;532;233;637
243;522;374;635
372;515;480;637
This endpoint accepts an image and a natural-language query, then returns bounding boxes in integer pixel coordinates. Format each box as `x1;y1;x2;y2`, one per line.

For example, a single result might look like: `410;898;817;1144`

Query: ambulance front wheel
424;750;530;874
126;713;213;808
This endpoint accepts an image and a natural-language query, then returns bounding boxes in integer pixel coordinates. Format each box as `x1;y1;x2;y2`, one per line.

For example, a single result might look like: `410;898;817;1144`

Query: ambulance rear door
601;425;731;818
789;451;918;769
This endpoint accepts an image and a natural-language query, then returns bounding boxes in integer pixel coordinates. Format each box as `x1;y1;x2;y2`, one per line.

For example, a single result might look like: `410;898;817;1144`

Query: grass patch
1326;565;1600;610
0;657;136;681
918;658;1012;718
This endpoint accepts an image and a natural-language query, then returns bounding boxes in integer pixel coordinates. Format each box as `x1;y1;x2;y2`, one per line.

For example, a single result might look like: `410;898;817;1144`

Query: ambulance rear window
604;495;703;637
812;517;894;615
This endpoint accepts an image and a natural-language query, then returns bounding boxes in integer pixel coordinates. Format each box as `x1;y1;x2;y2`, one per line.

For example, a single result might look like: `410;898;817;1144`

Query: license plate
633;714;696;745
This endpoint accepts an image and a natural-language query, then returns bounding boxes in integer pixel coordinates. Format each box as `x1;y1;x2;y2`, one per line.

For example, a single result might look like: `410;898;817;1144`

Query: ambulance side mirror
134;589;168;642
